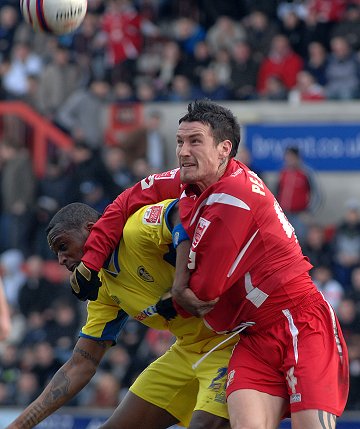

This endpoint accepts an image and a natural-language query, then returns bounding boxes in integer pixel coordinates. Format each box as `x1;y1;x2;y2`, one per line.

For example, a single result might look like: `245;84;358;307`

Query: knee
231;421;276;429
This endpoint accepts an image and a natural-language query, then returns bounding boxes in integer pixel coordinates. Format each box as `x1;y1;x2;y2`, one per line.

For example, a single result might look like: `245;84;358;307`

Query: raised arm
6;337;111;429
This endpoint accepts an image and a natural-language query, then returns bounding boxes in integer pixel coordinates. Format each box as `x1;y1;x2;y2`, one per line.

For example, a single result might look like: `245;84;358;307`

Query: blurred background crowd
0;0;360;415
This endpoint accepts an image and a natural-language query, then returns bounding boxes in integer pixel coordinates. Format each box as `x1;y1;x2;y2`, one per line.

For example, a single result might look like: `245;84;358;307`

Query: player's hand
155;292;177;321
172;287;219;318
70;262;102;301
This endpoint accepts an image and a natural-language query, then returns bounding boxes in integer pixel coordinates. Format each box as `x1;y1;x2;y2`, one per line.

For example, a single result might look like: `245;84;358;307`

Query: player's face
176;121;231;191
48;228;89;272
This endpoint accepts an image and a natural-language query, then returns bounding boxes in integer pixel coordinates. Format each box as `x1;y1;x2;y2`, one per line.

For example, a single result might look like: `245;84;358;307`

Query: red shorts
226;298;349;416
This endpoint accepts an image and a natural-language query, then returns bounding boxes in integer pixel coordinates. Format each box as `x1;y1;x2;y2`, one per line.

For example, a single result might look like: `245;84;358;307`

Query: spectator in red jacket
275;145;322;244
256;34;304;95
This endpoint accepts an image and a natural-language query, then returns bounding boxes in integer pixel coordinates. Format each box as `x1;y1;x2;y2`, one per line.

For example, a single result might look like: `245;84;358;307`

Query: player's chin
69;263;79;272
180;169;197;183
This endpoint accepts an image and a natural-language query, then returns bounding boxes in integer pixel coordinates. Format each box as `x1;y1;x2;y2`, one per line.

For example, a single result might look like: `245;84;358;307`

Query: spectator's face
232;42;250;62
337;299;356;323
136;83;156;101
163;42;180;61
55;48;70;65
306;226;324;247
330;37;350;58
200;69;218;89
24;255;44;278
312;266;331;283
14;43;30;61
308;42;326;63
176;121;231;191
250;11;267;30
344;208;360;225
282;11;298;29
345;6;360;21
296;71;314;90
104;147;126;170
271;36;290;57
216;16;235;32
172;75;190;95
0;6;18;27
91;81;110;98
351;267;360;290
48;226;90;272
284;151;300;168
194;41;209;59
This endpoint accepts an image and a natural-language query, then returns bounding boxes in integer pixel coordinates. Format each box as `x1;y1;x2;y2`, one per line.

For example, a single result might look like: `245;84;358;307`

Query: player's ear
85;222;96;232
219;139;232;158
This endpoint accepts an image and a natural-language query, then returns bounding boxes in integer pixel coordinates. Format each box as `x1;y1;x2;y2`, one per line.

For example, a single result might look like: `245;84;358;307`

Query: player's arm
70;170;181;300
5;337;112;429
82;170;181;271
173;201;255;316
157;202;218;318
171;239;219;317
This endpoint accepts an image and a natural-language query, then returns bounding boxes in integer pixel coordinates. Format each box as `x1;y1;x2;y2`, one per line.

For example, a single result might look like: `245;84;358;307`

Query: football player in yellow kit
6;199;237;429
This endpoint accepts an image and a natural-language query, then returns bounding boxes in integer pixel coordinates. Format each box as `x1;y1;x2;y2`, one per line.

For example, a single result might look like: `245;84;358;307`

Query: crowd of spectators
2;0;360;106
0;0;360;416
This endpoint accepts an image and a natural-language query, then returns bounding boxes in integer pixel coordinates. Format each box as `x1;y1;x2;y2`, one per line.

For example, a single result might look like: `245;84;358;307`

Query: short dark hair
46;202;101;237
285;146;300;157
179;99;241;158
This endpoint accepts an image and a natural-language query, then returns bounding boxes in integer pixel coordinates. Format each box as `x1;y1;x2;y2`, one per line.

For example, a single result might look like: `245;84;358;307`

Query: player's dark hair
179;99;241;157
46;202;101;236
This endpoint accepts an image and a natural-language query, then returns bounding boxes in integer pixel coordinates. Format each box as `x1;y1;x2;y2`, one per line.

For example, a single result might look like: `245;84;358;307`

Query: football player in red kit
77;100;349;429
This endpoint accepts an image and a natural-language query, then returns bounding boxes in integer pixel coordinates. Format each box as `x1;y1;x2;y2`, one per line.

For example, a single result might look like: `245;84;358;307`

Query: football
20;0;87;35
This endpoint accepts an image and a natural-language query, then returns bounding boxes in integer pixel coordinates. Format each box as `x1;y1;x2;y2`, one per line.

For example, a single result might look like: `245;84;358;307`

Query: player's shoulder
215;164;273;213
218;163;255;193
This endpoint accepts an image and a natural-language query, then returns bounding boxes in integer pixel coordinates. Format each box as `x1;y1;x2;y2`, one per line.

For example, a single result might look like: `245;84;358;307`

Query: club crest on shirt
143;205;163;225
192;217;210;248
137;266;154;282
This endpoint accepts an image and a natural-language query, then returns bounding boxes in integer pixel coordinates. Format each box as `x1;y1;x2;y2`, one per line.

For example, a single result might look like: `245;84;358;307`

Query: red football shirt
176;159;315;332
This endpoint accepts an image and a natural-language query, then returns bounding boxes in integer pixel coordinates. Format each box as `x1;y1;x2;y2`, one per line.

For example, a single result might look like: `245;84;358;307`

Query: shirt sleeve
80;284;129;345
82;169;181;271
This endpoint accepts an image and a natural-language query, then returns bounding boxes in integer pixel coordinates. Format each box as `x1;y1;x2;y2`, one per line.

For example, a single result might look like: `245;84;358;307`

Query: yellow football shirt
81;199;236;353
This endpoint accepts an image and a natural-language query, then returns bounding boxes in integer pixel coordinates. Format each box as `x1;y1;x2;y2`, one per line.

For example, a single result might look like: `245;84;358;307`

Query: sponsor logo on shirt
141;169;178;189
110;295;121;305
226;369;235;389
230;168;243;177
173;231;180;247
143;205;163;225
192;217;210;248
154;168;178;180
137;266;154;282
134;304;158;321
